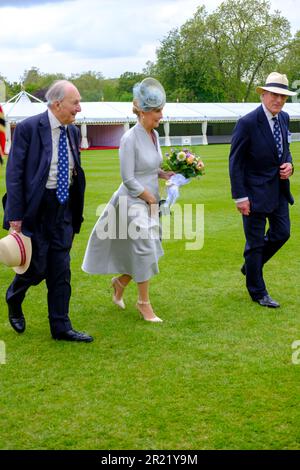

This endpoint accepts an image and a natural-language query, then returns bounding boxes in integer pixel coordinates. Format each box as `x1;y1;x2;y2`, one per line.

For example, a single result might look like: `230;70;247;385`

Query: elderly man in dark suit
4;80;93;341
229;72;296;308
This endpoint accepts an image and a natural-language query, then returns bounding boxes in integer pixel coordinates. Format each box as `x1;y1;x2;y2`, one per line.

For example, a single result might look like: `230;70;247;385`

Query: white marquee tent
2;91;300;153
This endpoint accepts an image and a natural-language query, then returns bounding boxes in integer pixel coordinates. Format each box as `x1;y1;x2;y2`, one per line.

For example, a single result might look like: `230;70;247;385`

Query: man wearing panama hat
229;72;296;308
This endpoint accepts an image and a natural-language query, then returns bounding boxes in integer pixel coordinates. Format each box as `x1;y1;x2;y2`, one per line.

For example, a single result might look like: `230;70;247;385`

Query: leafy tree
142;61;157;77
154;0;292;102
22;67;66;100
116;71;147;101
101;79;119;101
154;28;190;100
280;30;300;97
179;6;225;101
207;0;291;101
69;71;104;101
0;74;22;100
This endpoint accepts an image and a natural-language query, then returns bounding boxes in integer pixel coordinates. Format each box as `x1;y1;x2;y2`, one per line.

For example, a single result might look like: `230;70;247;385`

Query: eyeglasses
269;92;288;100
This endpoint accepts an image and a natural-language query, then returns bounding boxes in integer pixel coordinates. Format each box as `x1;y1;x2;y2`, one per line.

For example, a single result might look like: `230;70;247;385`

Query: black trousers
242;194;290;300
6;189;74;335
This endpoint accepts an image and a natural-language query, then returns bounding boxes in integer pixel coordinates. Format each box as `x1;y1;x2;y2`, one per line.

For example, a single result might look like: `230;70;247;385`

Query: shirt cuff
235;197;249;204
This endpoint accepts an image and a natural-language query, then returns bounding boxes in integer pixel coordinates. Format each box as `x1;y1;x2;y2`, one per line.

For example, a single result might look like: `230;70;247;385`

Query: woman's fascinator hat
133;78;166;111
256;72;296;96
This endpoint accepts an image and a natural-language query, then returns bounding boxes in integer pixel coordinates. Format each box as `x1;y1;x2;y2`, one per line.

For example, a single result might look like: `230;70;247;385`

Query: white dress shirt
262;103;281;136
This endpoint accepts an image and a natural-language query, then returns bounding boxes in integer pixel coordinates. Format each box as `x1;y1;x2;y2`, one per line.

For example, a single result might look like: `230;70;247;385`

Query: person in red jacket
0;104;5;164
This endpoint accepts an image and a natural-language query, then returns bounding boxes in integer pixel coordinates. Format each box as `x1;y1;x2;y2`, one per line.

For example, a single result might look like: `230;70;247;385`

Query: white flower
176;151;186;161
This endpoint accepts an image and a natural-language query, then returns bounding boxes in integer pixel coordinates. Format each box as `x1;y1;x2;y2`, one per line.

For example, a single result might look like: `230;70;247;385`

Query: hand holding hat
0;231;32;274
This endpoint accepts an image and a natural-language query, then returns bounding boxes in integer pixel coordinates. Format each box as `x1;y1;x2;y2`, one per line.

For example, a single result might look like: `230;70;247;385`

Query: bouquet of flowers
160;148;205;213
164;148;205;179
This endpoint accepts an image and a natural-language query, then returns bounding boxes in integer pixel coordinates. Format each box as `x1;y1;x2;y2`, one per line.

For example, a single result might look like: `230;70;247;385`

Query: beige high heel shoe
111;277;126;309
136;300;163;323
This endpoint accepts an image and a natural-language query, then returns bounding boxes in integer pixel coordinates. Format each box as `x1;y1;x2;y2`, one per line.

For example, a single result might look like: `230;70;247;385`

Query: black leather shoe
241;264;246;275
254;295;280;308
52;329;94;342
8;303;26;333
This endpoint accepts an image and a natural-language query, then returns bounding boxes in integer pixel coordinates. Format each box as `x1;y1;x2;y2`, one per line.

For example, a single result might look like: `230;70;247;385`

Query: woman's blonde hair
132;99;141;117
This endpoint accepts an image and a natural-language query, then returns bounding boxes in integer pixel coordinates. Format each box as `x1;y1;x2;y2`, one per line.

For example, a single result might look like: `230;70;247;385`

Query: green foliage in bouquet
162;148;205;179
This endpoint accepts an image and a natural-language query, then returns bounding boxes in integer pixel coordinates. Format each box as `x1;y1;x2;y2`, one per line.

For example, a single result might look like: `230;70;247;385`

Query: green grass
1;143;300;449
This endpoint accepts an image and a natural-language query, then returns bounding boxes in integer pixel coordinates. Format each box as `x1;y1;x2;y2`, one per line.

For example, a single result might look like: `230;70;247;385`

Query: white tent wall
2;92;300;152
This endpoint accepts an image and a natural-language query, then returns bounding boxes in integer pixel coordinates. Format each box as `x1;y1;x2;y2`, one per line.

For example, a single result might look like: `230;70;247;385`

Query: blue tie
272;117;282;159
56;126;69;204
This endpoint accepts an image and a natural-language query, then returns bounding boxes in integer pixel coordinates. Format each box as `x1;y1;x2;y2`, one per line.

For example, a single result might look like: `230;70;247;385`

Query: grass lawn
0;143;300;450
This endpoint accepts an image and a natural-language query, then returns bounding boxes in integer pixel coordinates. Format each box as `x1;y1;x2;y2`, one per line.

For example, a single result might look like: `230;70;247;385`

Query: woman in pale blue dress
82;78;174;322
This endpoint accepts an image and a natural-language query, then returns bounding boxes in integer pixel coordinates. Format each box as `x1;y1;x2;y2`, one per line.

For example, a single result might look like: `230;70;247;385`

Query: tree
280;30;300;97
206;0;291;101
178;6;225;101
101;79;119;101
69;71;104;101
116;71;147;101
0;74;22;100
154;28;193;101
22;67;66;100
142;61;157;77
154;0;292;102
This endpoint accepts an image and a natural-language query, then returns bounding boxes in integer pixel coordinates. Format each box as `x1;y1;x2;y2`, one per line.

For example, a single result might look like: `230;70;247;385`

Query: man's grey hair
45;80;73;107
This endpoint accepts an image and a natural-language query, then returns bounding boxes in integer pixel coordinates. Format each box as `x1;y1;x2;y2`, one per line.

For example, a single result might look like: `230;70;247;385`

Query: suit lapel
67;126;80;165
278;113;288;161
257;105;278;160
38;111;52;167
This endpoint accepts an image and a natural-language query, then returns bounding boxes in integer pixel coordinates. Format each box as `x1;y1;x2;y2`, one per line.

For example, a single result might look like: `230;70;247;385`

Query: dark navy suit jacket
229;105;294;213
3;111;85;236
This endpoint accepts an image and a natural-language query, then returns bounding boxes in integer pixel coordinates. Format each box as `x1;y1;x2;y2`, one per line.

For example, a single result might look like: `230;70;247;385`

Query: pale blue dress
82;123;164;282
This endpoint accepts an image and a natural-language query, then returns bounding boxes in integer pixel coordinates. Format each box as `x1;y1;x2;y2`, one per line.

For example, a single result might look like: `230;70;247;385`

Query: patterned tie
56;126;69;204
272;117;283;159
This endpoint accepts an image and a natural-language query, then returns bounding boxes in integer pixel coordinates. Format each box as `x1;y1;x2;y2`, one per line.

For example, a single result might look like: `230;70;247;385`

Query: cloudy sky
0;0;299;82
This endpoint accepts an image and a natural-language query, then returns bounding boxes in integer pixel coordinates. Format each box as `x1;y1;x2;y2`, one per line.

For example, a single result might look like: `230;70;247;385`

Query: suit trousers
6;189;73;335
242;194;290;300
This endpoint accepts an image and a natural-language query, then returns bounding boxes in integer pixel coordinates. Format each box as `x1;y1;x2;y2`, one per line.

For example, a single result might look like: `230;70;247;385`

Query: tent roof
2;91;300;124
